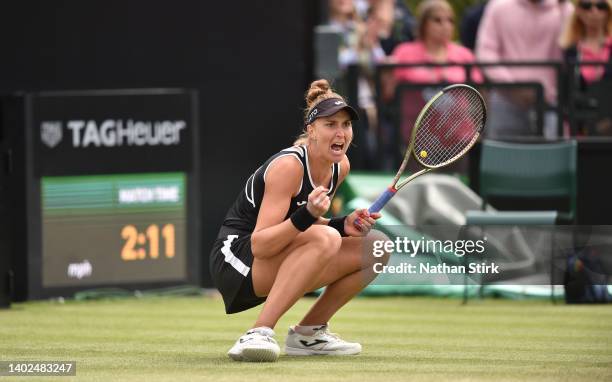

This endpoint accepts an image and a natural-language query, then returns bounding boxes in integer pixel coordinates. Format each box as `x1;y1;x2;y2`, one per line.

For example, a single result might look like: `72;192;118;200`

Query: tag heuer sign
31;89;195;176
40;121;63;148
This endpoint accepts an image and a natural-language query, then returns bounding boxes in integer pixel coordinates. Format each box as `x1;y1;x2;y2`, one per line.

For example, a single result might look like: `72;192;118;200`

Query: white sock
247;326;274;336
294;324;327;336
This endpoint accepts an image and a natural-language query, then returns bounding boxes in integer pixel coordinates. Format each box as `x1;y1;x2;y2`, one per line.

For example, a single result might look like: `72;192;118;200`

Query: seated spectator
560;0;612;135
386;0;482;141
392;0;482;84
355;0;416;54
326;0;361;67
476;0;573;139
561;0;612;85
326;0;387;168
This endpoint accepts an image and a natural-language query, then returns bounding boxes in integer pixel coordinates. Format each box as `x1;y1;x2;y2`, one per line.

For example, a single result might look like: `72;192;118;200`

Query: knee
315;225;342;254
306;225;342;262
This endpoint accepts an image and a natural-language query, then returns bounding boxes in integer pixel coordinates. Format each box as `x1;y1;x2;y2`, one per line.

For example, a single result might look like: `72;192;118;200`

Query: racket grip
369;187;397;213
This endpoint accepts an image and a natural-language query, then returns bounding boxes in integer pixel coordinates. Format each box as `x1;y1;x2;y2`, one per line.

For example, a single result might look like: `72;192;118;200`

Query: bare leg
251;228;389;329
299;271;365;326
251;225;342;329
299;231;390;326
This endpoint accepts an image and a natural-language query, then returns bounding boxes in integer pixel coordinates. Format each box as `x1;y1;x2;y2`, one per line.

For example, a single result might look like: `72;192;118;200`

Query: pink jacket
476;0;573;103
392;41;483;83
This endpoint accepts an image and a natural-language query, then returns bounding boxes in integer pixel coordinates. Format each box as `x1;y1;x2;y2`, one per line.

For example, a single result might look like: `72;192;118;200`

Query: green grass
1;296;611;381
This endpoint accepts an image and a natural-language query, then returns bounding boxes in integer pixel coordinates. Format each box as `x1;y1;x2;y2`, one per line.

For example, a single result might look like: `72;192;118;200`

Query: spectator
326;0;386;70
560;0;612;135
381;0;417;54
387;0;482;140
391;0;482;85
356;0;416;54
560;0;612;84
476;0;574;139
326;0;387;168
327;0;364;67
460;1;488;51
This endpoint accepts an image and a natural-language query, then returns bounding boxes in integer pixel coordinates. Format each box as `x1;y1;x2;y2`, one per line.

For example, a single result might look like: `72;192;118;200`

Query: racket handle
369;187;397;213
353;187;397;231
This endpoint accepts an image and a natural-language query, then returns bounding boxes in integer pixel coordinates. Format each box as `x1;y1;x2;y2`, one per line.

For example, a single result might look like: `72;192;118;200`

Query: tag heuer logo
41;121;63;148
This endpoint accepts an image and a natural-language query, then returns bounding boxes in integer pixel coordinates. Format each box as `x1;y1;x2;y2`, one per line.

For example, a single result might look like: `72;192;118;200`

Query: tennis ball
420;150;428;158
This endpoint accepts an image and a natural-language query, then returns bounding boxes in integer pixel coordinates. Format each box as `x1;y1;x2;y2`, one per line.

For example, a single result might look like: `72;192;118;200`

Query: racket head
410;84;486;169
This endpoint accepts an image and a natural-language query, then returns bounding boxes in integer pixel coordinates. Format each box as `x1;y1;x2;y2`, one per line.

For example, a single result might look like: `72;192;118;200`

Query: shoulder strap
279;145;307;167
331;162;340;194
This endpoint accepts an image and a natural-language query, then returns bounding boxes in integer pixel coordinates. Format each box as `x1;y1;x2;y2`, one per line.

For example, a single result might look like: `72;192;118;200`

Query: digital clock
41;172;187;287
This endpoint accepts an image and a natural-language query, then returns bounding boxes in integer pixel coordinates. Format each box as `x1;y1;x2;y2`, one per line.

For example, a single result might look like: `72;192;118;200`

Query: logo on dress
296;201;307;206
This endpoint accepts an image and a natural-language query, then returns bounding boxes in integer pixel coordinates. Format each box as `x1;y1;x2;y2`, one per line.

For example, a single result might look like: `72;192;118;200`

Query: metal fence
336;61;612;171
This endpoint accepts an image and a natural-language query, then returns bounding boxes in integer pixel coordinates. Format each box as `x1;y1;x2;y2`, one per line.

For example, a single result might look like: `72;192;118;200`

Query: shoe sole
229;347;279;362
284;346;361;356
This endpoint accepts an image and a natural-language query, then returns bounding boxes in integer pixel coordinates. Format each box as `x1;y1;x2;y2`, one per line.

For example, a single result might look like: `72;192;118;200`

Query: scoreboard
2;89;200;300
41;172;187;287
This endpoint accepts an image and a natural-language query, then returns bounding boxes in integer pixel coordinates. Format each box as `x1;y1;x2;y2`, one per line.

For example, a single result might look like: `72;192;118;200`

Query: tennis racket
368;84;486;213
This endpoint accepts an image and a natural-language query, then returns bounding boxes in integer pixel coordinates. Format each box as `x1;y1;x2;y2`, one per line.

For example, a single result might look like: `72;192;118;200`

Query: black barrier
2;89;201;300
338;61;568;171
375;61;564;140
345;61;612;143
0;132;9;306
565;61;612;136
384;82;546;170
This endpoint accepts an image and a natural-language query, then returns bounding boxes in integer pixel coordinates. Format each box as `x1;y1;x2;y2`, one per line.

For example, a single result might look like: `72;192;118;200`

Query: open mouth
331;142;344;153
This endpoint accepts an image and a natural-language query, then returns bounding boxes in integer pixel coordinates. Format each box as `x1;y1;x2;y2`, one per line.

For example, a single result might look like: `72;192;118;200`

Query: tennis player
210;79;389;362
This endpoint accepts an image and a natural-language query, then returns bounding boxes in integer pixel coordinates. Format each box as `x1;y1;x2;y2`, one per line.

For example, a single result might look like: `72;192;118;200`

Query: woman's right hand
345;208;380;237
306;186;330;218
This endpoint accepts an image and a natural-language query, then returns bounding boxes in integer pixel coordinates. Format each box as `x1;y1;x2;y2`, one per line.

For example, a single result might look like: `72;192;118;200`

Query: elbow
250;233;263;259
250;232;273;259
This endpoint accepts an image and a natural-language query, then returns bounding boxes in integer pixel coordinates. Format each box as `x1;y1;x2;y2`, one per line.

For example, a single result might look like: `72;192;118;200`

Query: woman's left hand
344;208;381;237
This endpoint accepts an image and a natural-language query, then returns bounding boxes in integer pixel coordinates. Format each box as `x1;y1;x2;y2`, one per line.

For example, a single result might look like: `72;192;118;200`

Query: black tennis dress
209;145;340;313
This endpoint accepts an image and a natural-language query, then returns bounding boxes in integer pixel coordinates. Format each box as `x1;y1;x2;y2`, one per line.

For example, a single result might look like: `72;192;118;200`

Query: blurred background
0;0;611;304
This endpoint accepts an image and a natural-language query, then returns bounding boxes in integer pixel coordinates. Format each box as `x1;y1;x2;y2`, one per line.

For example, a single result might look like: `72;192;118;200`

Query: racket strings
414;87;484;167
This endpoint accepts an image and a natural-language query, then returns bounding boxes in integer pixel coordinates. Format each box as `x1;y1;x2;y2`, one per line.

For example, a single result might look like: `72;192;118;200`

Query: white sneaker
227;327;280;362
285;324;362;356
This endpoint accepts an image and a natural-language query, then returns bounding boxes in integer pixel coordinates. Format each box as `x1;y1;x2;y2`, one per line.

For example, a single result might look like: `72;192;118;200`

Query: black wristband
328;215;348;237
290;206;318;232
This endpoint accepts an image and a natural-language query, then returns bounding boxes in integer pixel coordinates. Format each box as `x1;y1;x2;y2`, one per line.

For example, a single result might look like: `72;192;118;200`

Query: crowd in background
319;0;612;168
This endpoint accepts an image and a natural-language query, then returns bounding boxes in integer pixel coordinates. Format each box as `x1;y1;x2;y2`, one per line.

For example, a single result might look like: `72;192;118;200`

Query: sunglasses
578;1;609;10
